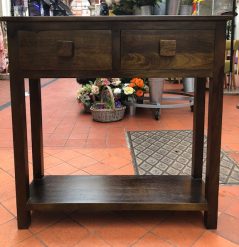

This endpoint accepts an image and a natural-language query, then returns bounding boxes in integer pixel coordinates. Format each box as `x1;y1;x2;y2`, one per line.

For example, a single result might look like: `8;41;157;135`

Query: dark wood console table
2;16;229;229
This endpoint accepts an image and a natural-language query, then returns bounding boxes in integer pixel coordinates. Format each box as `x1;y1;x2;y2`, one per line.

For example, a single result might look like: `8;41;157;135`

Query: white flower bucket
149;78;164;104
167;0;180;15
140;5;152;15
183;78;195;93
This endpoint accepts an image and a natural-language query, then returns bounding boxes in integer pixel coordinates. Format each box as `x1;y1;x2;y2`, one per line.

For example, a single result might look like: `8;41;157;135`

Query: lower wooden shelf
27;175;208;211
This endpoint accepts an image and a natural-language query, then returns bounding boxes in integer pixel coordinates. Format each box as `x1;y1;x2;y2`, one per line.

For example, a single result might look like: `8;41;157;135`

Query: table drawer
121;30;214;71
19;30;112;71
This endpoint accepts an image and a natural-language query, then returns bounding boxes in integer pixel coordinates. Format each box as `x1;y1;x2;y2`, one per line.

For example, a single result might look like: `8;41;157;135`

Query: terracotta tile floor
0;78;239;246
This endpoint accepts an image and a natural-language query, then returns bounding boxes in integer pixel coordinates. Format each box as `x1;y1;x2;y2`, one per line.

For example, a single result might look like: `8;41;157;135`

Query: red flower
136;89;144;97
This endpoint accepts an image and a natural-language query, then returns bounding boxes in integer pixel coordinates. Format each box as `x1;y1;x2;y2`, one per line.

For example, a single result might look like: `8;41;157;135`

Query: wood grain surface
121;30;214;70
28;175;207;211
19;30;112;70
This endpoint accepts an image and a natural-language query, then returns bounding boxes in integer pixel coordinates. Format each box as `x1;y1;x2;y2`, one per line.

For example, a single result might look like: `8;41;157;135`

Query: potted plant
77;83;99;113
128;78;147;103
180;0;192;15
112;0;134;15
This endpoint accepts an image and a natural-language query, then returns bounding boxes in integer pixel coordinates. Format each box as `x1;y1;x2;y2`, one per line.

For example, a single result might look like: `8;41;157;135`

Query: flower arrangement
112;0;135;15
134;0;161;7
112;0;161;15
76;82;99;112
93;78;122;109
129;78;145;96
123;77;148;103
192;0;204;15
77;77;148;112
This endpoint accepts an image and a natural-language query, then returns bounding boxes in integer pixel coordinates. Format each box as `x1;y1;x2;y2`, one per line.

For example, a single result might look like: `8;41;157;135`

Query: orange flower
135;78;144;88
136;89;144;97
130;78;138;84
129;82;135;88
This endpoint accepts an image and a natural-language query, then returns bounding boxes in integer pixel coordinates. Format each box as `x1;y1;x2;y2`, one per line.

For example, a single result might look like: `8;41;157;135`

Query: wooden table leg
204;24;225;229
204;75;224;229
29;79;44;179
192;78;206;179
10;74;31;229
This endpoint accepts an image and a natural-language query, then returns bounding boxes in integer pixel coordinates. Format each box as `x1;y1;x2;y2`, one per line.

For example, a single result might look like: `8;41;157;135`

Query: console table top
1;15;231;22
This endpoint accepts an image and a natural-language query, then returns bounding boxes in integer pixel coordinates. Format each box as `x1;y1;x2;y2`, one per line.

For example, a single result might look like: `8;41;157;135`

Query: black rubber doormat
127;130;239;184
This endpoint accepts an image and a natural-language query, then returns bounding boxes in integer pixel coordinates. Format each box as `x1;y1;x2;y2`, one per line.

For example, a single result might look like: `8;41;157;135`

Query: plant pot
133;6;141;15
140;5;152;15
149;78;164;104
136;95;144;104
153;0;166;15
213;0;233;15
130;105;136;116
179;5;192;15
167;0;180;15
183;78;195;93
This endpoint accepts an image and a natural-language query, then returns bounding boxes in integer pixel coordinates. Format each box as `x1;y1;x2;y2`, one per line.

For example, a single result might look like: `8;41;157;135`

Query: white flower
111;78;121;86
114;88;121;95
91;85;99;95
123;86;134;95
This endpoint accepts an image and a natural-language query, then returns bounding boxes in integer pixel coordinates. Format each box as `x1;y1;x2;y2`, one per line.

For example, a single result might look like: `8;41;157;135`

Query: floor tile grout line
28;214;67;236
189;229;207;247
68;221;113;247
0;165;15;176
82;148;131;163
190;229;239;247
63;215;92;247
9;235;34;246
147;212;171;234
0;166;15;178
0;78;58;111
67;213;113;247
133;230;176;247
14;234;48;247
128;230;153;247
64;116;86;147
115;211;174;247
68;168;91;176
220;211;239;221
41;78;58;88
149;230;177;247
0;217;18;227
46;149;82;162
68;160;98;171
0;201;16;220
44;160;78;175
34;234;49;247
63;151;100;170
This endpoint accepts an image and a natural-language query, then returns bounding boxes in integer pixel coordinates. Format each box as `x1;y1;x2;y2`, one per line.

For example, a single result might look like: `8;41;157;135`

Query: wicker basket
90;86;126;122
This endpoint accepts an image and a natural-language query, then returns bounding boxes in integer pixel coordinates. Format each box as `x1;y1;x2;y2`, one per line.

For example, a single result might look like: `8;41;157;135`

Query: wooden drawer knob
160;40;176;57
57;40;74;57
